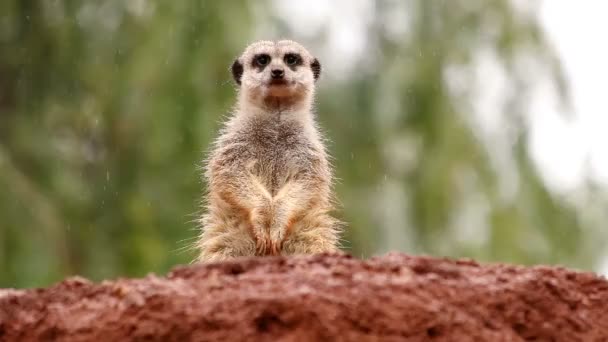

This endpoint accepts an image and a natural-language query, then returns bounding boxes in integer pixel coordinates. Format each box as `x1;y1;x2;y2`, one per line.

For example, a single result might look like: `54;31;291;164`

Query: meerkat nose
271;69;285;79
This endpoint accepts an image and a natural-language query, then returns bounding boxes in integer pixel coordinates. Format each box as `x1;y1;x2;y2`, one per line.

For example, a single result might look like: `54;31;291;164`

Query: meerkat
197;40;341;262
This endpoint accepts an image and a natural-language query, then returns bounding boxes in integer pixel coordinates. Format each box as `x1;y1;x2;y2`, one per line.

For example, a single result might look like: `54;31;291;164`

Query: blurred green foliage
0;1;606;287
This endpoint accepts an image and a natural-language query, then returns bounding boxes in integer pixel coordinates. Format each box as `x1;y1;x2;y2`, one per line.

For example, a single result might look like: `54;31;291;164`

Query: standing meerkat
197;40;342;262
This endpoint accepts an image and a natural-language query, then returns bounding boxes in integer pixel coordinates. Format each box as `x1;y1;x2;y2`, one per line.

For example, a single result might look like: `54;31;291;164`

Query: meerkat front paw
249;204;276;254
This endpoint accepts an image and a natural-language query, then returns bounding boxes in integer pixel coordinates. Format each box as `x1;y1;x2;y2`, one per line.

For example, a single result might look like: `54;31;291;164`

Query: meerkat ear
231;58;244;85
311;58;321;81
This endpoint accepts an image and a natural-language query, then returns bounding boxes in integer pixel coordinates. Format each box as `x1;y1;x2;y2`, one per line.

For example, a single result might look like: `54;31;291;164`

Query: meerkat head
231;40;321;112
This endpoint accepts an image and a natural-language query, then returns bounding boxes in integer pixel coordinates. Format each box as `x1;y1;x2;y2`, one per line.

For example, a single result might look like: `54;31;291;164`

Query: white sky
537;2;608;276
533;1;608;191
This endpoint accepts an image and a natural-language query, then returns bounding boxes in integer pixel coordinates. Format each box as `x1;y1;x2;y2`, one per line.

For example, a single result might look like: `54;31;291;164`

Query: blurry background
1;0;607;288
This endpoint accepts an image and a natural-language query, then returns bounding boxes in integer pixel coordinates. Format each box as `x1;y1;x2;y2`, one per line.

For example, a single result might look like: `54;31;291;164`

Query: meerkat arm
269;179;310;241
269;175;339;253
276;191;341;255
197;152;276;259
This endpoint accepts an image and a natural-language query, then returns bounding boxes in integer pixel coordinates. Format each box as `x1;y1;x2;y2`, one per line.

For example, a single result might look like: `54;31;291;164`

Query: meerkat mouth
268;79;290;86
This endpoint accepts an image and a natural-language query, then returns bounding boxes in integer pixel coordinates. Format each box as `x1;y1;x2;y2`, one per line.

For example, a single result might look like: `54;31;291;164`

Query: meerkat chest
245;120;315;191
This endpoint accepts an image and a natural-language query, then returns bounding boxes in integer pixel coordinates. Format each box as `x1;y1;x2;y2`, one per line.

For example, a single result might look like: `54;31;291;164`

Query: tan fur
197;40;341;262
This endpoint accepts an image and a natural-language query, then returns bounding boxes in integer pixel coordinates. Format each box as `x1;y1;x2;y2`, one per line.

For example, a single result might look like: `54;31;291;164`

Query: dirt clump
1;253;607;341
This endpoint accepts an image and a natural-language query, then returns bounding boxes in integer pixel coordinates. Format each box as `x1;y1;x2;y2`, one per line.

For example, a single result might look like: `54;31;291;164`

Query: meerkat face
231;40;321;108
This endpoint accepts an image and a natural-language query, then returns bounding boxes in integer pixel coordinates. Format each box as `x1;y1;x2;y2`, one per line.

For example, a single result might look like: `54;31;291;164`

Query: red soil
1;253;607;341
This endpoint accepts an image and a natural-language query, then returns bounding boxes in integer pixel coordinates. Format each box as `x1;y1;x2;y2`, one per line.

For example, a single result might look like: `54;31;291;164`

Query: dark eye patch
284;53;302;69
252;54;271;70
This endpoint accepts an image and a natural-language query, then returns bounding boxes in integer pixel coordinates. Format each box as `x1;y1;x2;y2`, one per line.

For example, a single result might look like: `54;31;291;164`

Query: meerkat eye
284;53;301;66
254;54;270;67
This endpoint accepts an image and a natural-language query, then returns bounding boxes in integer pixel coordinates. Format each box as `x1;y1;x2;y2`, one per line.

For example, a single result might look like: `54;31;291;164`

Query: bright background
1;1;606;287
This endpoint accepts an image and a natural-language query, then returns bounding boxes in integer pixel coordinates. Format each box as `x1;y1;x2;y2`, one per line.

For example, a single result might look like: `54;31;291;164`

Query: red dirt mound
1;253;607;341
